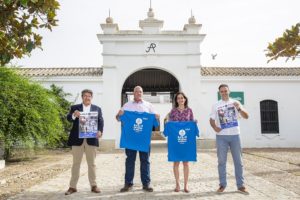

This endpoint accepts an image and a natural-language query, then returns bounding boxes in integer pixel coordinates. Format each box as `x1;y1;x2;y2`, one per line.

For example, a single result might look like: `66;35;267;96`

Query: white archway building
98;8;205;148
20;7;300;149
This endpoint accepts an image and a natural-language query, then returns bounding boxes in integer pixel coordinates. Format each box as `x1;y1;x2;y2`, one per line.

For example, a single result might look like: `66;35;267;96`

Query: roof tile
17;67;102;77
200;67;300;76
17;67;300;77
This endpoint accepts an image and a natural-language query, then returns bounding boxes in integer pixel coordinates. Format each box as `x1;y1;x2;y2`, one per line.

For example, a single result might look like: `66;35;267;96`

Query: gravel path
0;151;72;200
4;148;300;200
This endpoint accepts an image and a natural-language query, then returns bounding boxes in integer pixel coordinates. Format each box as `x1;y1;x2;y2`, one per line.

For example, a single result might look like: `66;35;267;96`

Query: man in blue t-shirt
120;111;159;152
116;86;160;193
164;121;199;162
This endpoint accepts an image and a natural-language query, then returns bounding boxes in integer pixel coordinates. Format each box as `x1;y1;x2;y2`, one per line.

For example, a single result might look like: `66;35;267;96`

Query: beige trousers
69;139;97;188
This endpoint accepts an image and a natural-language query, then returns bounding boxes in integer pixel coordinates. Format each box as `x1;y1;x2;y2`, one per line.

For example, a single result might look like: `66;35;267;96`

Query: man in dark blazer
65;89;104;195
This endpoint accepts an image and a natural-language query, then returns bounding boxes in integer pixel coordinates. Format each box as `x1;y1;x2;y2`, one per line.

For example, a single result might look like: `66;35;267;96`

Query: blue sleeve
163;122;169;137
194;122;200;137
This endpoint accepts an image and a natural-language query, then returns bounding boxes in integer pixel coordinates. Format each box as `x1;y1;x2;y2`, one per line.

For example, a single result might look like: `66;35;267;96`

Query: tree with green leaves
0;67;65;159
48;84;72;147
266;23;300;62
0;0;60;66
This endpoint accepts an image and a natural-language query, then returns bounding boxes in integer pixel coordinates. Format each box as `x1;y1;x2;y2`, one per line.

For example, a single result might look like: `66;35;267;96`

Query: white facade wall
32;76;104;108
199;77;300;147
33;74;300;148
28;12;300;148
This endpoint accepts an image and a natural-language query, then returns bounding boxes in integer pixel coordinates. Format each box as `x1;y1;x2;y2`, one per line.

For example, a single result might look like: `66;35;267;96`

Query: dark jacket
66;104;104;147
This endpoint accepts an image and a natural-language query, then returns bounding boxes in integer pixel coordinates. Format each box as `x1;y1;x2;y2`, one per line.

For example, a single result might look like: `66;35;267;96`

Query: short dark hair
218;84;229;90
81;89;93;97
174;92;189;108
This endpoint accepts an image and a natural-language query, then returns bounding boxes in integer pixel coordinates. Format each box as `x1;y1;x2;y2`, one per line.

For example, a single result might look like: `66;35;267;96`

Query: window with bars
260;100;279;134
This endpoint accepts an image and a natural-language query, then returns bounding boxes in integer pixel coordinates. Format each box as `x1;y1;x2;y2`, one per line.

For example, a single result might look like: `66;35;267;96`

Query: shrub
0;67;64;159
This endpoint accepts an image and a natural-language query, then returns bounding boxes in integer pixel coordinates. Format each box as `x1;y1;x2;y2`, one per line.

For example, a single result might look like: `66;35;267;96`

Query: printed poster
79;112;98;138
217;104;238;129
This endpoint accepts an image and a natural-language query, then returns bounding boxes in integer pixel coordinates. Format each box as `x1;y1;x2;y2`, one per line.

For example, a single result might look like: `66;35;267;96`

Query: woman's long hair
173;92;189;108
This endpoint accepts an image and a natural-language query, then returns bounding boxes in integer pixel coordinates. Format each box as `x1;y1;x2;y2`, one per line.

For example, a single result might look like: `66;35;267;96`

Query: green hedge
0;67;69;159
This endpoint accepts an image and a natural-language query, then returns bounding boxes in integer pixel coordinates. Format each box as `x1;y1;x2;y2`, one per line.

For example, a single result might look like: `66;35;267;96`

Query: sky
13;0;300;68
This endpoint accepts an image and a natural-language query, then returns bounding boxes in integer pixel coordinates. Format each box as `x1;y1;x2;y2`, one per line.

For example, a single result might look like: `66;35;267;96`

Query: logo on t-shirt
133;118;143;133
178;129;187;144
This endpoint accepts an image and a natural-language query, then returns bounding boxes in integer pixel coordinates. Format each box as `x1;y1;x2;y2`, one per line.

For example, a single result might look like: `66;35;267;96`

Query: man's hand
73;110;81;118
116;110;124;121
233;102;249;119
155;114;160;120
233;102;241;111
96;131;103;139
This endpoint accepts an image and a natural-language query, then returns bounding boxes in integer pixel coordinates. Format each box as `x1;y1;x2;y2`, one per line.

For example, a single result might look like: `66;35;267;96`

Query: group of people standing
64;84;249;196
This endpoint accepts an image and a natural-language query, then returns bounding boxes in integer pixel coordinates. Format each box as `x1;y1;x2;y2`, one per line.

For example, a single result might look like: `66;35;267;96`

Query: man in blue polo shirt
164;121;199;162
116;86;159;192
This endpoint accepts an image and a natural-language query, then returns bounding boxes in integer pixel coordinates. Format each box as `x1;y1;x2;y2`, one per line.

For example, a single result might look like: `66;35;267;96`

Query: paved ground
6;147;300;200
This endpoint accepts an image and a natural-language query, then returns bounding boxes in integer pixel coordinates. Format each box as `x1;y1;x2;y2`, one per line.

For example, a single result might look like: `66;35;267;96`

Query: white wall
32;74;300;148
33;76;103;105
200;77;300;148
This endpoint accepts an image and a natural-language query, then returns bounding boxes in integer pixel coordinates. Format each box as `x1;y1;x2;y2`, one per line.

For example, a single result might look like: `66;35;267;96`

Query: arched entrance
121;68;179;105
121;68;180;139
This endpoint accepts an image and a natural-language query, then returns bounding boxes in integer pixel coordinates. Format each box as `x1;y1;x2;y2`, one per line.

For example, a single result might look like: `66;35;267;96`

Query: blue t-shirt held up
120;111;159;152
164;121;200;162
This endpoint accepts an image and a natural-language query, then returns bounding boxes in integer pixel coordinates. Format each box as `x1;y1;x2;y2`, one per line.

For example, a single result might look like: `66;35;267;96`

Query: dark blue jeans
125;148;150;186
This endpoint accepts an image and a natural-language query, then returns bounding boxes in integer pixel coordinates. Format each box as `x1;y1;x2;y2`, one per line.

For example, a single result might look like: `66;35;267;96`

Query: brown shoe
238;186;249;195
143;185;153;192
91;186;101;193
65;187;77;195
120;184;133;192
217;186;225;193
